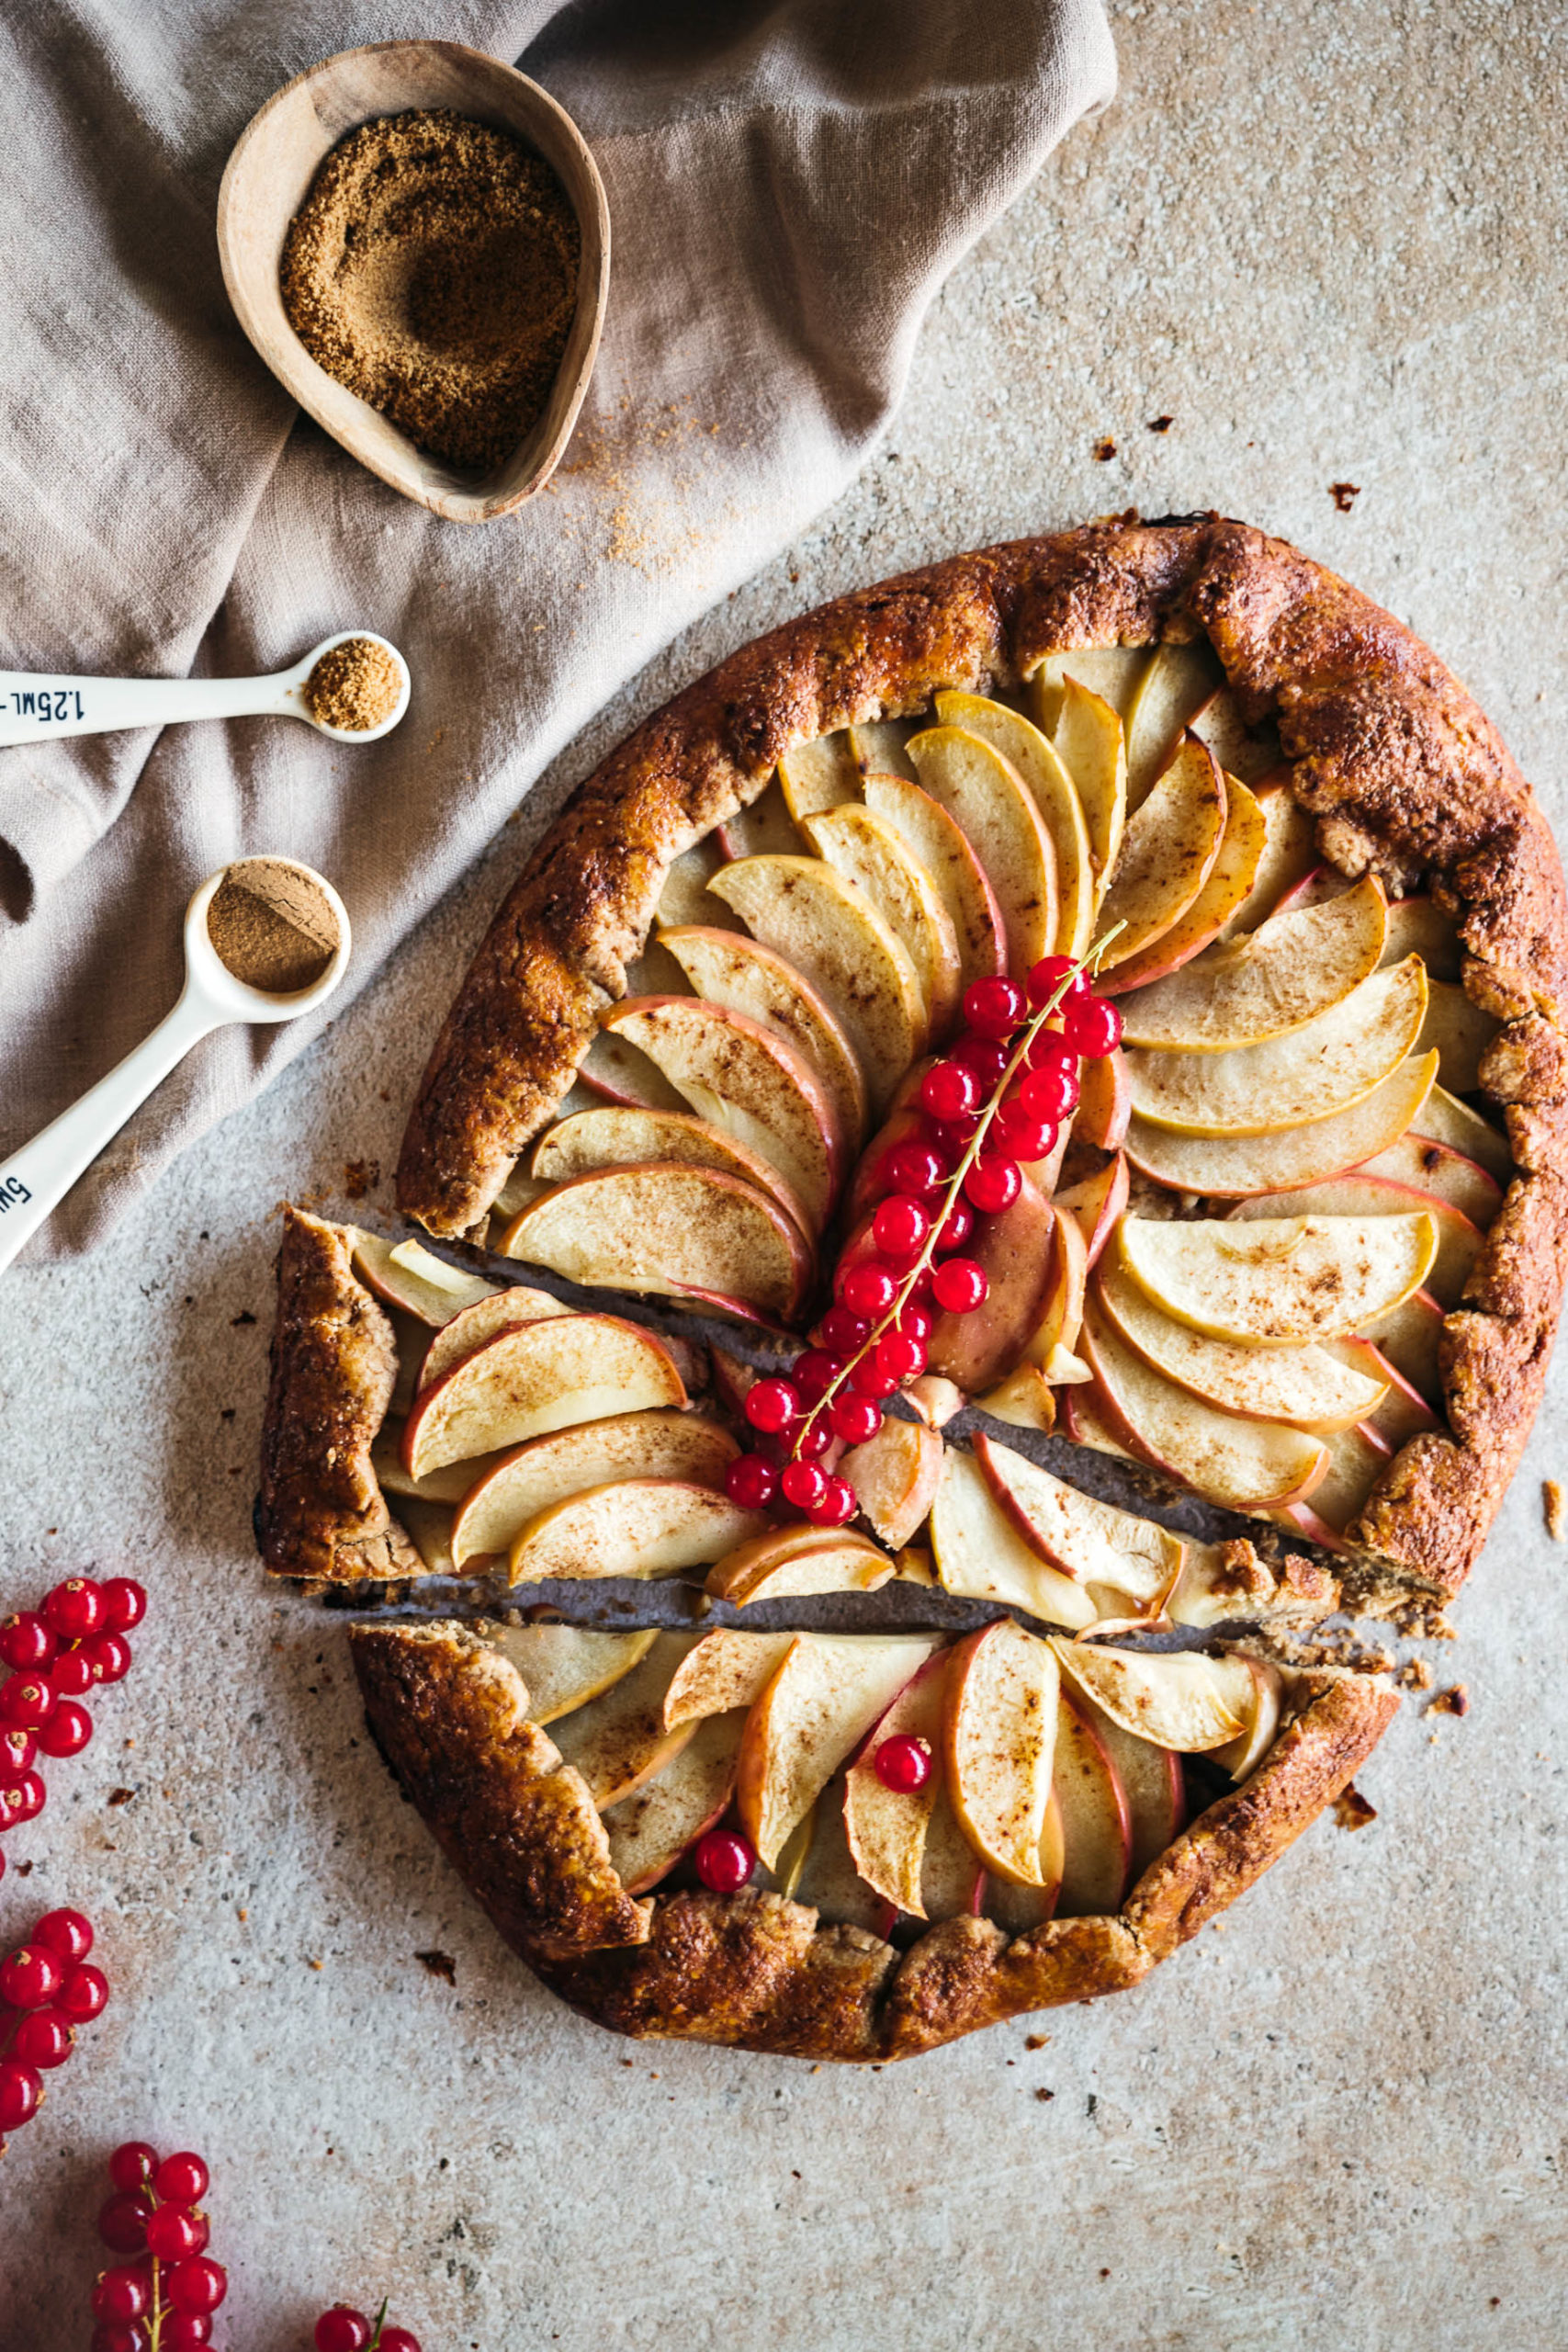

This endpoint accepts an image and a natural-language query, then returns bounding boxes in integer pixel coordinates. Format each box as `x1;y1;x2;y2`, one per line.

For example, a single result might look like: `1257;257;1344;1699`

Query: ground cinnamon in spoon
208;859;340;994
305;637;400;731
280;109;580;476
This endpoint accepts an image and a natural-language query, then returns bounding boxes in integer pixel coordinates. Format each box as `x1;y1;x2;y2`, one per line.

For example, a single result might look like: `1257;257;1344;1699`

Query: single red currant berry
848;1354;900;1399
164;2316;212;2349
1025;952;1077;1007
0;1726;37;1786
995;1105;1057;1162
97;2192;152;2254
953;1033;1010;1088
146;2204;205;2260
35;1905;94;1962
694;1828;754;1892
90;2326;148;2352
931;1257;988;1314
315;2313;373;2352
108;2141;159;2192
838;1259;897;1318
0;1612;55;1671
39;1697;94;1758
1026;1022;1075;1071
964;1154;1022;1214
790;1348;842;1404
0;1674;54;1727
1020;1061;1077;1123
919;1059;982;1121
872;1194;930;1261
99;1577;147;1633
876;1330;926;1383
87;1633;134;1685
779;1459;828;1511
13;2007;71;2067
820;1305;871;1354
0;1769;46;1826
0;2055;42;2128
59;1962;110;2019
885;1140;946;1197
793;1412;833;1460
724;1453;777;1510
874;1735;932;1793
829;1394;882;1446
807;1476;856;1528
42;1578;106;1640
1063;992;1123;1057
896;1299;933;1343
931;1199;974;1254
0;1943;64;2007
155;2152;211;2206
379;2329;423;2352
744;1377;801;1435
963;975;1026;1035
92;2265;151;2322
51;1647;96;1697
165;2256;226;2315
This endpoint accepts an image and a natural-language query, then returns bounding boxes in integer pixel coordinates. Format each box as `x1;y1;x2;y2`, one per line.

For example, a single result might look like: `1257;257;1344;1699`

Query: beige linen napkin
0;0;1114;1254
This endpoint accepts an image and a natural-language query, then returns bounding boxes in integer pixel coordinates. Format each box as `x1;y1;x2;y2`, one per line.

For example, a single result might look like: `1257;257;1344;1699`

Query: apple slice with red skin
789;1774;897;1934
1225;1175;1479;1310
906;725;1060;977
930;1446;1099;1630
403;1313;687;1481
1097;736;1228;973
530;1105;818;1248
658;925;866;1159
1413;1082;1513;1186
973;1363;1057;1433
577;1027;690;1113
973;1430;1186;1612
943;1619;1060;1886
1060;1375;1138;1463
351;1230;499;1326
1355;1131;1501;1227
450;1408;737;1569
1055;1153;1130;1271
736;1634;941;1868
1356;1286;1446;1408
1330;1339;1438;1449
800;803;963;1042
1211;1659;1284;1781
861;772;1009;993
1271;862;1352;922
663;1630;797;1729
418;1285;572;1395
1124;1049;1440;1199
1032;645;1149;731
705;1531;894;1606
1071;1050;1130;1150
1100;772;1266;995
604;1707;748;1894
1219;781;1319;938
1053;1690;1134;1916
373;1426;509;1509
508;1477;772;1585
981;1793;1066;1938
548;1632;702;1808
496;1162;812;1321
1275;1420;1392;1548
1068;1690;1185;1883
1096;1259;1390;1430
1116;874;1389;1054
1051;1638;1257;1752
843;1651;949;1916
925;1170;1058;1390
849;719;919;780
837;1416;945;1551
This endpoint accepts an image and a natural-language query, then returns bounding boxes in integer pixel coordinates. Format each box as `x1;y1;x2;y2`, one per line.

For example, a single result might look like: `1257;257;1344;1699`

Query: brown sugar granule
280;110;580;476
1544;1480;1566;1541
1333;1785;1378;1831
208;858;341;993
1427;1683;1471;1718
306;636;400;731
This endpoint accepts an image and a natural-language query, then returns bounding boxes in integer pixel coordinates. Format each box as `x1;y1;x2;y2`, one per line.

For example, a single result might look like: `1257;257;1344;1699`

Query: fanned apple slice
1415;978;1500;1092
1219;781;1320;938
1013;1203;1090;1374
843;1652;949;1917
1382;893;1462;979
935;691;1095;958
1061;1377;1138;1462
1276;1422;1392;1547
1119;1212;1437;1344
789;1775;892;1931
837;1417;945;1551
861;771;1009;990
1363;1131;1501;1227
1118;874;1388;1052
1054;1691;1134;1916
982;1794;1066;1938
417;1284;570;1396
578;1027;689;1114
549;1632;700;1808
1031;645;1149;732
1346;1342;1438;1449
929;1446;1098;1630
943;1620;1059;1886
482;1624;658;1724
1226;1175;1481;1310
1079;1295;1328;1510
973;1430;1184;1609
658;925;865;1157
1096;736;1227;972
705;1530;893;1606
601;995;839;1234
849;718;919;779
1358;1287;1445;1408
373;1428;507;1508
920;1783;989;1922
716;776;805;862
508;1477;770;1585
351;1230;499;1326
736;1634;939;1869
1068;1691;1185;1882
1101;773;1266;994
1071;1048;1131;1151
706;854;923;1113
925;1173;1058;1391
662;1630;796;1728
1051;1639;1258;1752
1056;1153;1130;1270
1051;674;1128;891
1128;956;1428;1136
603;1708;746;1894
450;1408;737;1569
655;836;739;933
1412;1082;1512;1185
905;725;1060;974
973;1364;1056;1432
531;1104;815;1242
1124;1049;1439;1197
403;1313;687;1480
1096;1260;1389;1428
776;731;862;824
1272;863;1352;922
1189;688;1281;786
1211;1659;1284;1781
800;804;962;1038
497;1162;810;1319
1123;639;1225;808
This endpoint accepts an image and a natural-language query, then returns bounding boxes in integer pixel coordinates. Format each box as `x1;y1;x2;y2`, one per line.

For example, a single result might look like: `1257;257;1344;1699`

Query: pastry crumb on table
1426;1684;1471;1719
1545;1479;1566;1541
1332;1785;1378;1830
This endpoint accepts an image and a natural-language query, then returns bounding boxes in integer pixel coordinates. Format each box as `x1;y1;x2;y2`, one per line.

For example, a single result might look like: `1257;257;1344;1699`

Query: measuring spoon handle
0;669;293;747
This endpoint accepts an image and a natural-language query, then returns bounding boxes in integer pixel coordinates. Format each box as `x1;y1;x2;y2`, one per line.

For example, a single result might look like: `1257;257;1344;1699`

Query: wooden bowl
217;40;609;525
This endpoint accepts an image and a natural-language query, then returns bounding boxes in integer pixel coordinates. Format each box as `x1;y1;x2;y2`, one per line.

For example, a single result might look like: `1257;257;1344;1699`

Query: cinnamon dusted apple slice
1012;1205;1089;1376
658;926;865;1156
1122;639;1224;807
972;1431;1185;1612
450;1408;738;1569
934;691;1095;958
1117;875;1388;1053
716;776;805;862
1211;1659;1284;1781
1061;1377;1138;1462
706;855;923;1112
1415;978;1501;1092
1050;674;1127;892
417;1284;572;1395
1189;688;1281;786
601;996;840;1235
982;1795;1066;1938
1226;1177;1479;1310
1348;1343;1439;1450
1079;1295;1329;1511
1218;780;1319;937
837;1416;945;1551
929;1446;1098;1631
1358;1131;1502;1227
531;1104;816;1244
350;1230;499;1326
1067;1691;1185;1882
548;1632;701;1808
373;1428;507;1509
1055;1152;1130;1270
1030;643;1148;732
925;1171;1057;1390
481;1624;658;1724
1072;1050;1130;1150
919;1782;989;1923
656;836;737;932
603;1708;747;1894
1381;893;1462;979
776;730;862;825
578;1027;689;1114
1358;1287;1445;1407
943;1619;1059;1885
1053;1690;1134;1915
403;1313;687;1481
1100;773;1266;994
842;1651;949;1917
1096;1260;1389;1428
705;1529;893;1606
848;718;918;780
1124;1049;1439;1198
1126;957;1428;1136
662;1629;796;1728
1412;1082;1512;1185
789;1776;891;1932
1096;736;1227;972
799;804;963;1038
861;771;1009;991
904;725;1060;973
1119;1211;1437;1344
1275;1422;1393;1548
508;1478;771;1584
1051;1639;1258;1752
736;1634;940;1868
1272;863;1351;921
497;1163;811;1319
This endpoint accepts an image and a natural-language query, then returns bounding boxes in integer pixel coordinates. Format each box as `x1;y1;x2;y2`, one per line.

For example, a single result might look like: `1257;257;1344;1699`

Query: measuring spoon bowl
0;629;410;749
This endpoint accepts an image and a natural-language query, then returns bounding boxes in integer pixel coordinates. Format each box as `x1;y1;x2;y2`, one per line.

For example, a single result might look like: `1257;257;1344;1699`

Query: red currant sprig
0;1576;144;1883
315;2300;423;2352
94;2141;225;2347
0;1907;109;2153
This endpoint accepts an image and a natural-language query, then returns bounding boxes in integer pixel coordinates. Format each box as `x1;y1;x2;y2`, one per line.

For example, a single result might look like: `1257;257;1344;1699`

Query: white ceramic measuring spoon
0;630;410;748
0;857;351;1273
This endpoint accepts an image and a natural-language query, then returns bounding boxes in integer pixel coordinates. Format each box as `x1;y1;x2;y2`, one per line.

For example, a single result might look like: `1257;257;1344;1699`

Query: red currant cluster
723;956;1122;1522
92;2142;225;2348
314;2301;423;2351
0;1575;145;1877
0;1907;109;2144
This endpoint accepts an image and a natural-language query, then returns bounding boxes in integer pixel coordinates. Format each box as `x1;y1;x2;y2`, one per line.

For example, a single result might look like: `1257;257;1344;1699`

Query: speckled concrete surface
5;3;1567;2344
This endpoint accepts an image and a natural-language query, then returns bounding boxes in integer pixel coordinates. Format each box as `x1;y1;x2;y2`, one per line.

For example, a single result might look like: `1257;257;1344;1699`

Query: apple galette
259;514;1567;2057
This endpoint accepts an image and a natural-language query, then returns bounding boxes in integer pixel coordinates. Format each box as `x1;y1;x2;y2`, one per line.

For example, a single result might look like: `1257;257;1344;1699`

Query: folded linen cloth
0;0;1114;1255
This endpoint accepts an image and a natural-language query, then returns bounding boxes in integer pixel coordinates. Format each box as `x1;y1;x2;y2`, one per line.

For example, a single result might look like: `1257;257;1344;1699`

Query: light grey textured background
4;3;1566;2343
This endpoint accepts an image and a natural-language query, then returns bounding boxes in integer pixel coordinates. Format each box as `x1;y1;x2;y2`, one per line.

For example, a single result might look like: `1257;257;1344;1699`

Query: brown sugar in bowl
217;40;609;525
